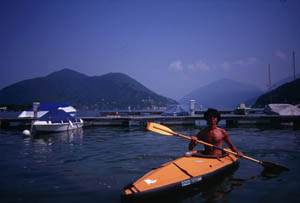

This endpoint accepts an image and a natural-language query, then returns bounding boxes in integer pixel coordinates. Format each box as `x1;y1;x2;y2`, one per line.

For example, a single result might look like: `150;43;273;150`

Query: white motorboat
32;109;83;132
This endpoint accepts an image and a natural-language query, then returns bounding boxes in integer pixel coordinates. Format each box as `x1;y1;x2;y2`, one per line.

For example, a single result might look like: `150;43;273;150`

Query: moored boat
122;149;239;201
161;104;189;116
32;109;83;132
264;103;300;115
234;103;251;115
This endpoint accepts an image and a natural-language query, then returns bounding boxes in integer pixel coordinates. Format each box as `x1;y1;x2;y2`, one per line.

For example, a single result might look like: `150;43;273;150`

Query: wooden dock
81;114;300;128
1;114;300;129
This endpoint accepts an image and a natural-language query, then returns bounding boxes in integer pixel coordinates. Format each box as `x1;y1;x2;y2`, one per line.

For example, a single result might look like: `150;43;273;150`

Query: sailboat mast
268;64;271;90
269;64;272;104
293;51;296;81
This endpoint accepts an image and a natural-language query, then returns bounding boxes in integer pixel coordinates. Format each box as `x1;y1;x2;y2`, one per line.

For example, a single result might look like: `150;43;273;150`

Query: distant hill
254;78;300;107
0;69;177;110
180;79;263;109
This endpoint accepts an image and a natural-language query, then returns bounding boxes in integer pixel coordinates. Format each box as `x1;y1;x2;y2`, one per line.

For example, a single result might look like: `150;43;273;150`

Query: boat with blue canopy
161;105;189;116
32;109;83;132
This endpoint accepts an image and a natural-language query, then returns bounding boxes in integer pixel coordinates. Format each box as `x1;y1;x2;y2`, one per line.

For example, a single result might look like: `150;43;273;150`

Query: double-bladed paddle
147;122;289;172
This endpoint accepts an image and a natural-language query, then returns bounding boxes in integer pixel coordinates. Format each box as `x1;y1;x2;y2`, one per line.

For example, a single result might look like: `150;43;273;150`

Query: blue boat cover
27;103;70;111
162;105;189;116
38;109;80;123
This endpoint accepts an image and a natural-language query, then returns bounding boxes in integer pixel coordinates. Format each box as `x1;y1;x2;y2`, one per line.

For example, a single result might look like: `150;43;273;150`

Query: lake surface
0;124;300;202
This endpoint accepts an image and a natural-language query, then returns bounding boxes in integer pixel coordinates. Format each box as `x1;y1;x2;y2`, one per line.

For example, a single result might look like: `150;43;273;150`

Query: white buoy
22;129;31;136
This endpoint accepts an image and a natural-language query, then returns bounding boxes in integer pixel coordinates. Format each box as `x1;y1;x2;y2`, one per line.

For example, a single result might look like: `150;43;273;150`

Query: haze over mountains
254;78;300;107
180;79;263;109
272;74;300;89
0;69;176;110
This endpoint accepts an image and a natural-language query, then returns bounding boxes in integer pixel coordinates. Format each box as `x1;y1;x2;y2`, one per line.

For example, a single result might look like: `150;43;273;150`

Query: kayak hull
122;149;239;202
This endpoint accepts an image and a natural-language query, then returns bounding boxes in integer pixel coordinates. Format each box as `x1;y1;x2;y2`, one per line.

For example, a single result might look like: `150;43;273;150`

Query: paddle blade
147;122;175;136
261;161;290;172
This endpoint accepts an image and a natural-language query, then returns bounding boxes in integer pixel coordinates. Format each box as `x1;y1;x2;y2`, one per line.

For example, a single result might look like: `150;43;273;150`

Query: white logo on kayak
182;177;202;187
144;179;157;185
181;180;191;187
191;176;202;183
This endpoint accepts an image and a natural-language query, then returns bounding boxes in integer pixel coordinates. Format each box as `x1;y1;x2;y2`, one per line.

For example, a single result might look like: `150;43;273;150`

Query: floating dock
81;114;300;128
1;114;300;129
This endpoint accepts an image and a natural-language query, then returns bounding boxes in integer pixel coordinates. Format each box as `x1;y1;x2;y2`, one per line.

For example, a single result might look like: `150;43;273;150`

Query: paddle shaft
152;125;263;165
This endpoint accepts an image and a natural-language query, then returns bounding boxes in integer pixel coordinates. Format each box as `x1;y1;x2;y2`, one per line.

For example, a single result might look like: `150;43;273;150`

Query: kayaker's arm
189;130;205;151
223;130;244;157
189;136;198;151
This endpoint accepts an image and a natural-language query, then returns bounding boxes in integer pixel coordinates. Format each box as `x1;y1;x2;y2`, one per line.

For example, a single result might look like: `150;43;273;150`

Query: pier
1;113;300;129
81;114;300;128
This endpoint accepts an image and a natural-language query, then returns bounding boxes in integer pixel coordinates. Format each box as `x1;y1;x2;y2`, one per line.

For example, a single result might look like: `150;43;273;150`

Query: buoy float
22;129;31;136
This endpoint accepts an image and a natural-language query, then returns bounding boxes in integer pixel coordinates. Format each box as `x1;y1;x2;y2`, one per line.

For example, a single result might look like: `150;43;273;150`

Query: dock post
270;118;281;128
0;120;10;129
294;119;300;128
33;102;40;119
189;100;195;116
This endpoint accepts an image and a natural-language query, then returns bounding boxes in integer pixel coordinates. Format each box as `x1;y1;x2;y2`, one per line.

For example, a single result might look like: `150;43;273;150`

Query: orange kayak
122;149;239;201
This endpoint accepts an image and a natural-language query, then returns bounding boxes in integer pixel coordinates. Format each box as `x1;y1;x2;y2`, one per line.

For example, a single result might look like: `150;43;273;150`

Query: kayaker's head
204;108;221;125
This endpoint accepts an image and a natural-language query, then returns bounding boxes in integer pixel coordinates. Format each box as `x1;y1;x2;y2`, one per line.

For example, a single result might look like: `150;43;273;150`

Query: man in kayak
189;108;243;157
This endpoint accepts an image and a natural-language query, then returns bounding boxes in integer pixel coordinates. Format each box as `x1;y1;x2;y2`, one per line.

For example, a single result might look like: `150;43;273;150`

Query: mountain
180;79;263;109
0;69;177;110
254;78;300;107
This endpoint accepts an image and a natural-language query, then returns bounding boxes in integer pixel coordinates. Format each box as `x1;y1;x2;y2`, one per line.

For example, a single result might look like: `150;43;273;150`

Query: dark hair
204;108;221;123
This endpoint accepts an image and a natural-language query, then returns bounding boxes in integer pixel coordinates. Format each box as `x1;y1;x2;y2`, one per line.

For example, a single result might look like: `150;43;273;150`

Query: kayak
122;149;239;201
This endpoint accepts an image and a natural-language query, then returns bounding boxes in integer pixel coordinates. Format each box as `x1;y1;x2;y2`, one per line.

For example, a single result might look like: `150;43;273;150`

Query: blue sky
1;0;299;100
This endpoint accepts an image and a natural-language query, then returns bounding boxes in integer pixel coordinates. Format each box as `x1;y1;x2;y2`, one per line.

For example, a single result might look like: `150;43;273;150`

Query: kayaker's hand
184;152;192;157
191;136;198;142
236;151;244;157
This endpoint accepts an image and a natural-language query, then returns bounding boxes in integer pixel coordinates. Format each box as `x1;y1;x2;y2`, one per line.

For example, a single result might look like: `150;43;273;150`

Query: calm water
0;125;300;203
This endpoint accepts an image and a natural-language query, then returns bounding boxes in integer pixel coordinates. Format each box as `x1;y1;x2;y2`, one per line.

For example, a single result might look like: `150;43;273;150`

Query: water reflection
22;129;84;165
179;169;287;203
179;167;240;203
32;129;83;143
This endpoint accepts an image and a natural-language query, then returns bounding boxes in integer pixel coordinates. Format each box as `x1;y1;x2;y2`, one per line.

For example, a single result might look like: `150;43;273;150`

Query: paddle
147;122;289;172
